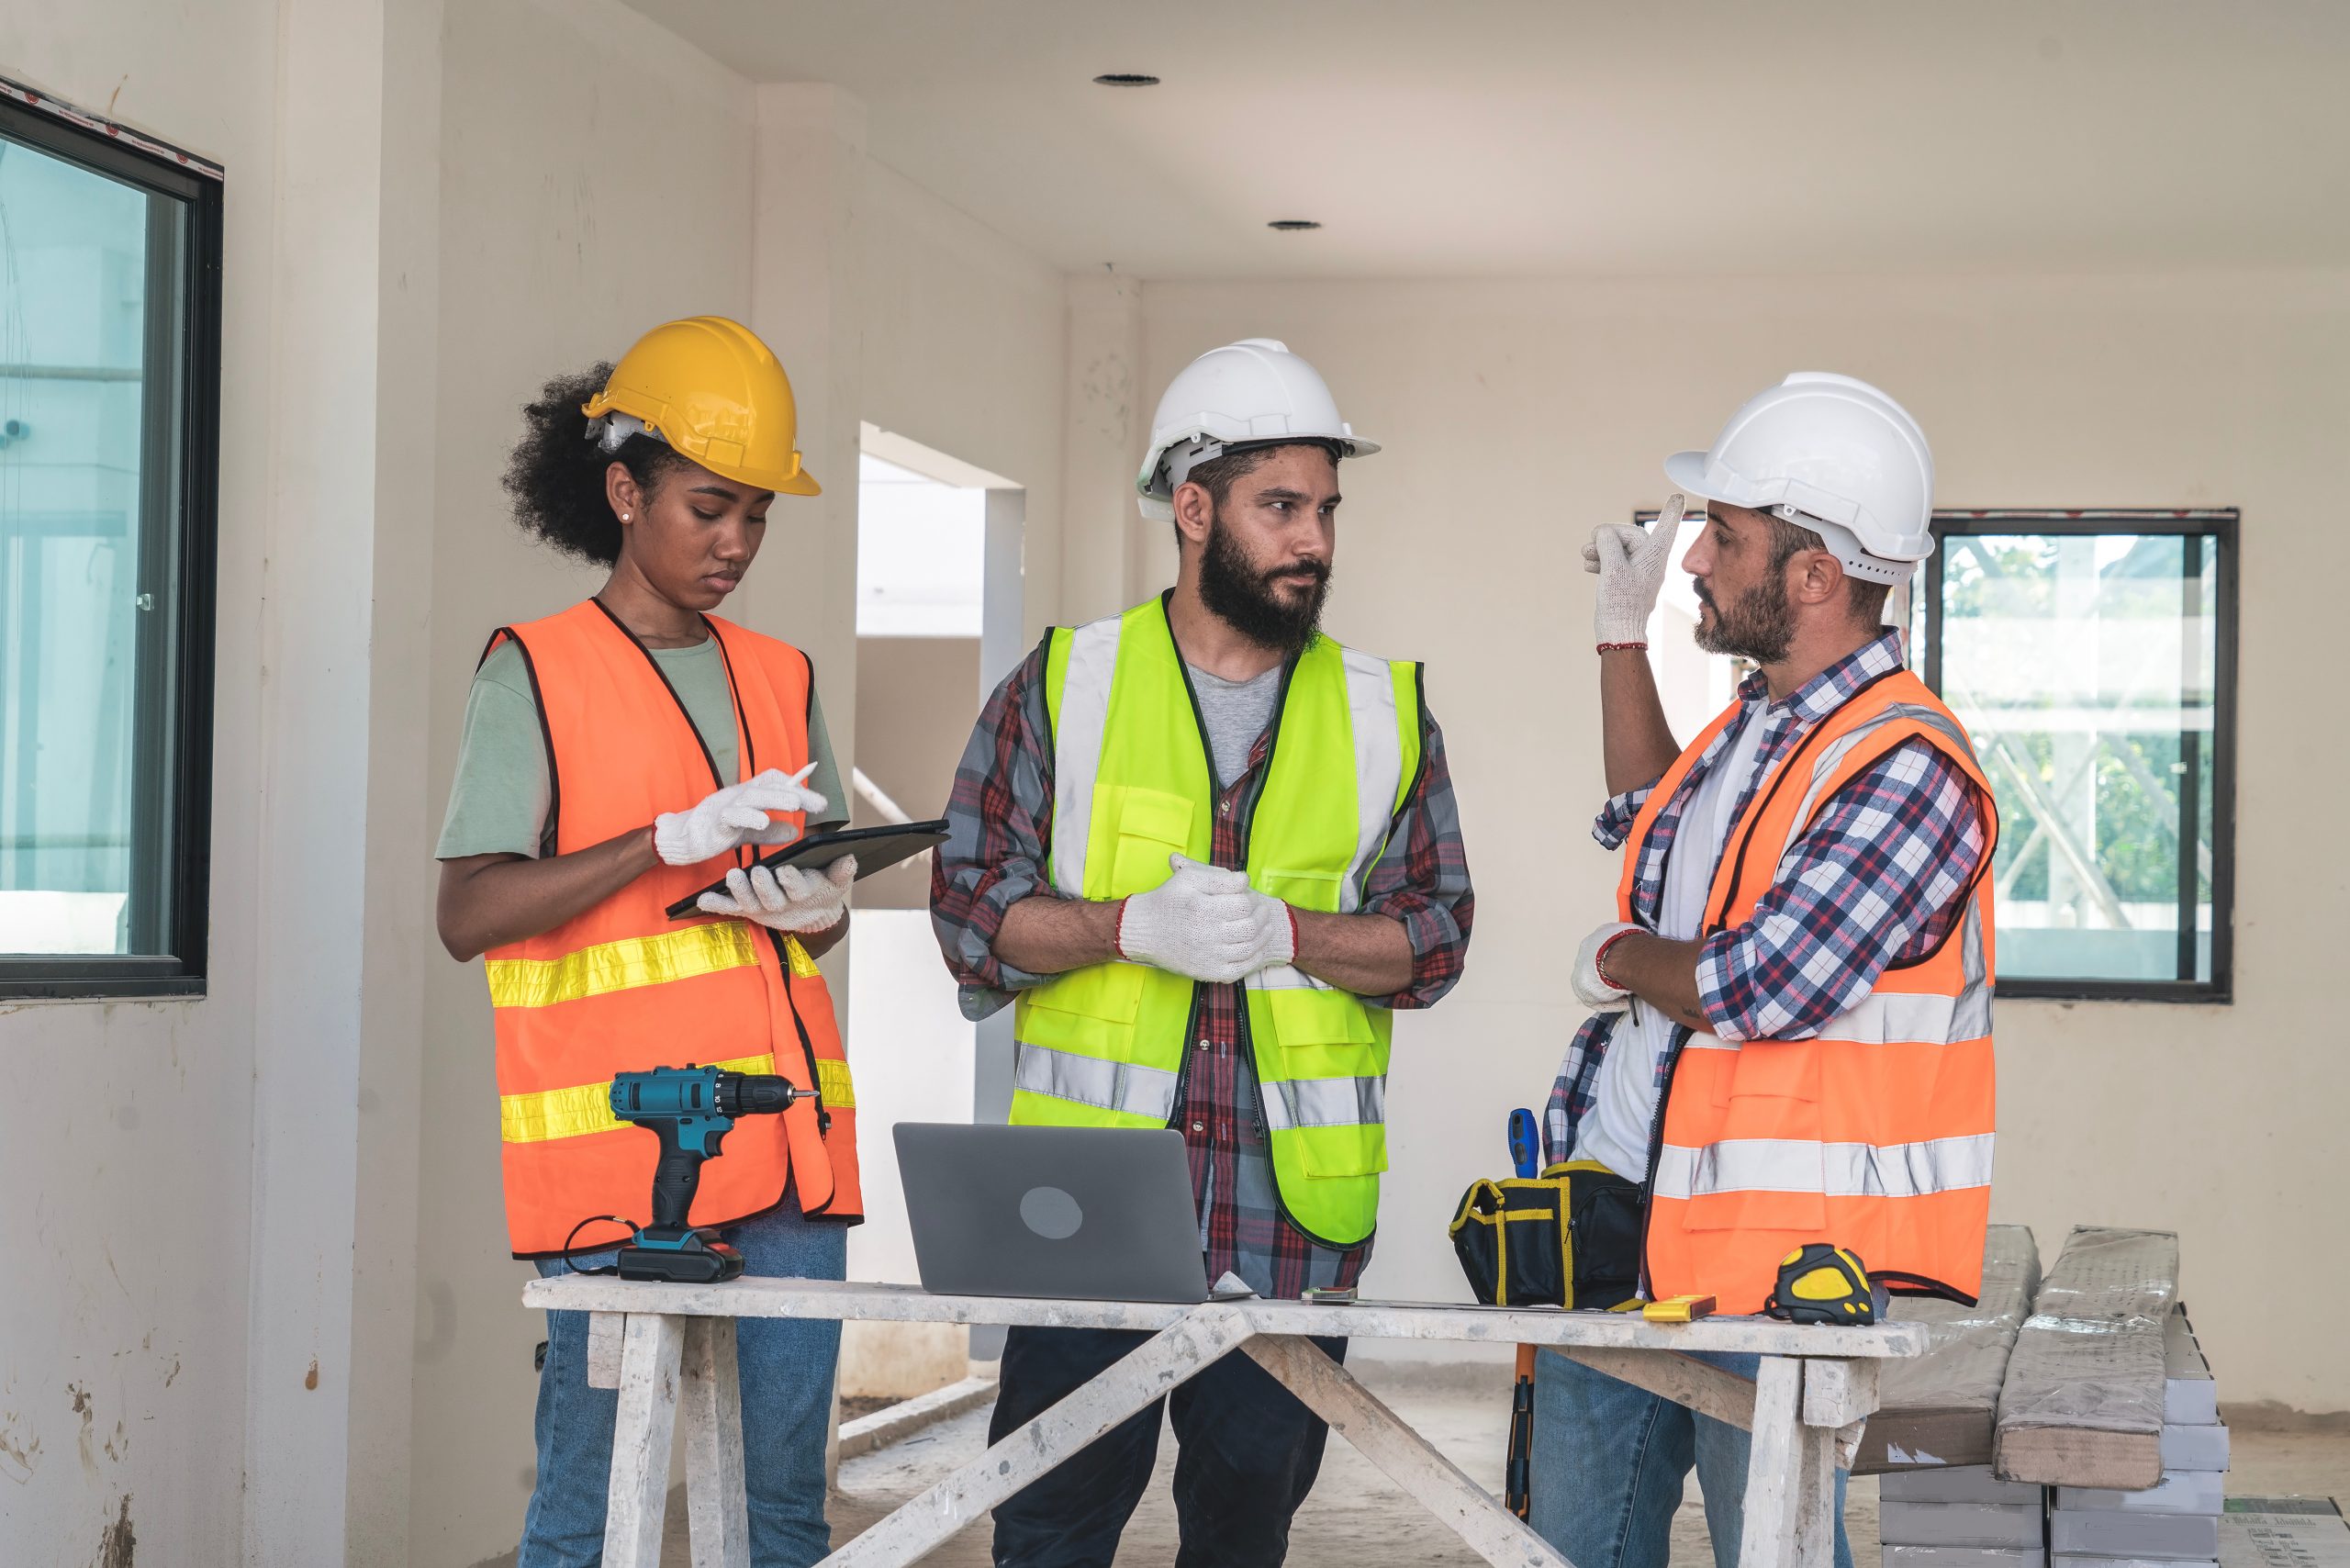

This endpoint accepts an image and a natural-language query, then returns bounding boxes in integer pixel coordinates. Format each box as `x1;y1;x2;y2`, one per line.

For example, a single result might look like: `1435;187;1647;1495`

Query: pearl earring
621;511;631;521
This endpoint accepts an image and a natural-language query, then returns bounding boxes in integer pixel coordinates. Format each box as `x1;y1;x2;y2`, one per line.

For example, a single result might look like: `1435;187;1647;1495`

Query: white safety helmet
1136;338;1379;521
1664;373;1935;584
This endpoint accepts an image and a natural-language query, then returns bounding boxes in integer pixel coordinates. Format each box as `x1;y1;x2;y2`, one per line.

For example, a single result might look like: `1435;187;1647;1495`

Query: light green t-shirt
435;636;845;860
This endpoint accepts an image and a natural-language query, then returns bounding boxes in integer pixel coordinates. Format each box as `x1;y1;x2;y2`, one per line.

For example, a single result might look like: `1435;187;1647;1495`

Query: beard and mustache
1198;512;1331;655
1692;574;1796;665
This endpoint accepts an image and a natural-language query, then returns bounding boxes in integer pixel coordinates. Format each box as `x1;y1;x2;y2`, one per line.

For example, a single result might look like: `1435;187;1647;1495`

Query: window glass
1931;527;2225;991
0;118;195;965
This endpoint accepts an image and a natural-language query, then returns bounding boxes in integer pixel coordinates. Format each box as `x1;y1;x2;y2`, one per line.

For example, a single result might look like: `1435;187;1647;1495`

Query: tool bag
1449;1160;1642;1309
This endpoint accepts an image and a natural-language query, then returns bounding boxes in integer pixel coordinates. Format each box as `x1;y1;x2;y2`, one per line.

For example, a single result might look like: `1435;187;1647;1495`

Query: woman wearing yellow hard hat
435;317;860;1565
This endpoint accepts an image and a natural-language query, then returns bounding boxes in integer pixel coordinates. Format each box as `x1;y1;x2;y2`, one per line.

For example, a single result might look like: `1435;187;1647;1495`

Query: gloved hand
1116;855;1296;984
1572;921;1640;1013
696;854;856;933
654;763;827;867
1583;504;1684;645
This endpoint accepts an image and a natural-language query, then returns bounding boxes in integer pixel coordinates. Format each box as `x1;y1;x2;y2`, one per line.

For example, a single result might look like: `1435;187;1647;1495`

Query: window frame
0;90;223;1002
1919;509;2238;1005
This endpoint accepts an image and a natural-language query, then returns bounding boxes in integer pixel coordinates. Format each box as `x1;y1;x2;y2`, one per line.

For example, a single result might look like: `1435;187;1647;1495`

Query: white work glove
1583;501;1684;646
654;763;827;867
1116;855;1296;984
697;855;856;933
1572;921;1640;1013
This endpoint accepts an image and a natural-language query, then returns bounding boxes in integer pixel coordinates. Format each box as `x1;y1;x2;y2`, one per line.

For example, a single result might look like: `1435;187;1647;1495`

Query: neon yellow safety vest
1013;595;1424;1248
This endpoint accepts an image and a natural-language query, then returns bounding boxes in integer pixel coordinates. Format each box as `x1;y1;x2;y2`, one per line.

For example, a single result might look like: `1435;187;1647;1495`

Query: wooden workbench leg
1793;1359;1875;1568
819;1305;1255;1568
605;1313;688;1568
1242;1336;1571;1568
681;1317;752;1568
1739;1356;1805;1568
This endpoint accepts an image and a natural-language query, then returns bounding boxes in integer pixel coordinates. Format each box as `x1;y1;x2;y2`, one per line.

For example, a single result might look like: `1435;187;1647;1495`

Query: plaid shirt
932;633;1474;1297
1543;631;1988;1169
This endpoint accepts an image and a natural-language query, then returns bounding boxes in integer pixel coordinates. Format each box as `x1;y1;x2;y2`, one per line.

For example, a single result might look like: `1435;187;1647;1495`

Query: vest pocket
1295;1122;1389;1179
1018;960;1147;1054
1258;866;1346;913
1104;786;1196;891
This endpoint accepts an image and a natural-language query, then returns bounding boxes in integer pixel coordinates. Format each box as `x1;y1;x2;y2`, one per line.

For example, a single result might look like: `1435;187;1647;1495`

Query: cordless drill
608;1065;813;1283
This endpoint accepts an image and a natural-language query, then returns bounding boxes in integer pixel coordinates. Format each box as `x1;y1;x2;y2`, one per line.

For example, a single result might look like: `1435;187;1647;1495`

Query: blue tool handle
1508;1107;1539;1179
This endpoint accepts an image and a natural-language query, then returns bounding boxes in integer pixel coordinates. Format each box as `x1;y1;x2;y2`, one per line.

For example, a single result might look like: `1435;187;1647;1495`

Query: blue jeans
1528;1350;1852;1568
520;1203;848;1568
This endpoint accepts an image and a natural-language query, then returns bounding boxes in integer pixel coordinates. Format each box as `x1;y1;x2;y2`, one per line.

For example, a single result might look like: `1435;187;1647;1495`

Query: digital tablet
665;819;951;920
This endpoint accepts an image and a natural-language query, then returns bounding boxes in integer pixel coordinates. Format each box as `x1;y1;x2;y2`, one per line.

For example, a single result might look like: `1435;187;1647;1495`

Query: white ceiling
621;0;2350;279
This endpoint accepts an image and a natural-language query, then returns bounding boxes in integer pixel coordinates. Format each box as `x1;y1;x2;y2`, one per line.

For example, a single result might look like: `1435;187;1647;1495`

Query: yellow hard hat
581;316;820;496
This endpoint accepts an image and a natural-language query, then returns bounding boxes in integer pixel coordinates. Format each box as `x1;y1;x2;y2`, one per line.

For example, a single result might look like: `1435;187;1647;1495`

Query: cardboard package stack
2047;1308;2227;1568
1881;1466;2051;1568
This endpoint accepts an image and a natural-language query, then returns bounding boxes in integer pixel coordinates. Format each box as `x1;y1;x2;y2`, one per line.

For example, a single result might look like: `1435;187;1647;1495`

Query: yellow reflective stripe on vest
1046;615;1125;897
782;935;822;979
500;1052;777;1144
1651;1133;1996;1202
486;921;759;1010
1013;1041;1182;1121
815;1057;856;1110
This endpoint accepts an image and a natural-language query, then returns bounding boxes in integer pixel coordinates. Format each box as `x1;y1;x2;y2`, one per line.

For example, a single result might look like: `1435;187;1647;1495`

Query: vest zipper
1633;1014;1693;1302
769;930;833;1136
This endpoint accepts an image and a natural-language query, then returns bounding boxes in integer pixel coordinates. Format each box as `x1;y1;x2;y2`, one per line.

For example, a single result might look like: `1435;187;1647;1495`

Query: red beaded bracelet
1593;928;1640;990
1595;641;1650;654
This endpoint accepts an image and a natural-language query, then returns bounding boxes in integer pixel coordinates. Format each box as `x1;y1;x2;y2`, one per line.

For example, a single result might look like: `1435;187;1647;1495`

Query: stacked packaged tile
1882;1465;2050;1568
1874;1228;2050;1568
2046;1307;2227;1568
1862;1226;2042;1473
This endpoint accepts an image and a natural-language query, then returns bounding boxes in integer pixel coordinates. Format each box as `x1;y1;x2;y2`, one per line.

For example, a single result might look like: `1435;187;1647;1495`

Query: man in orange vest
436;318;861;1568
1528;375;1998;1568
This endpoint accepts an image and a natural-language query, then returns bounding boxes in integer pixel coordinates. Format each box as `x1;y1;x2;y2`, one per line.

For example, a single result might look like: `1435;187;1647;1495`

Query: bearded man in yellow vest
931;339;1476;1568
1528;375;1998;1568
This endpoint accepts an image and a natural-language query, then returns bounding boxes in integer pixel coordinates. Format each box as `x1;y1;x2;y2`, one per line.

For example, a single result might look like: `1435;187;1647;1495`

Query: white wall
1139;272;2350;1409
0;4;345;1562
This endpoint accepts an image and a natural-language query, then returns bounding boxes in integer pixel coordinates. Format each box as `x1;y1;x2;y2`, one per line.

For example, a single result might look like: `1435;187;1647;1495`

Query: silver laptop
894;1124;1211;1304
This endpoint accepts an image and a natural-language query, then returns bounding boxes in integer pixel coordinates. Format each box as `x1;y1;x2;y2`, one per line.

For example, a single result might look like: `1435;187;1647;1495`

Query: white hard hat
1664;373;1935;584
1136;338;1378;521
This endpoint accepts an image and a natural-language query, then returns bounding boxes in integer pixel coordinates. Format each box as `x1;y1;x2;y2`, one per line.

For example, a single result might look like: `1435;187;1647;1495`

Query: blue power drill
608;1065;813;1283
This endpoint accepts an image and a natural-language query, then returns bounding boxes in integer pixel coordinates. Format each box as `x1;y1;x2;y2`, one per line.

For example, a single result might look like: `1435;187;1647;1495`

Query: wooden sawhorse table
521;1275;1924;1568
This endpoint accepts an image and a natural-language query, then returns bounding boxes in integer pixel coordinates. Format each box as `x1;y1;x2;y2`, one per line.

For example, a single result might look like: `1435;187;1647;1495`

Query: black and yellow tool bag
1449;1160;1643;1310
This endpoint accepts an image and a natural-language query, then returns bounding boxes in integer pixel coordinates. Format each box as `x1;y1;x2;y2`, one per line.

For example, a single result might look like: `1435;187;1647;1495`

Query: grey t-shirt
436;636;845;860
1185;662;1282;788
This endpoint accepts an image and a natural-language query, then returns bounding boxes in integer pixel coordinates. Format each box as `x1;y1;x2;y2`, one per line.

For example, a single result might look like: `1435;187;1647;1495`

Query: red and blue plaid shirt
1542;631;1989;1169
932;633;1475;1296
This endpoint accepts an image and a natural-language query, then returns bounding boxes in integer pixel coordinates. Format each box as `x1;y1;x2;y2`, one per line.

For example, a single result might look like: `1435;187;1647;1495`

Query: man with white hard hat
1528;374;1999;1568
931;338;1475;1566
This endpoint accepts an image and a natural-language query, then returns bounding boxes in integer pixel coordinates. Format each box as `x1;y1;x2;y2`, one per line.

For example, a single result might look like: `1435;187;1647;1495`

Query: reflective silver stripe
1792;701;1982;831
1953;895;1993;1040
1337;647;1405;914
1245;963;1338;993
1651;1133;1995;1202
1048;616;1123;897
1259;1074;1387;1132
1012;1041;1181;1121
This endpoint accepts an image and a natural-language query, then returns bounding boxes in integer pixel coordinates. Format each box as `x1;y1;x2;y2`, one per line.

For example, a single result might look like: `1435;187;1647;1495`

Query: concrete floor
612;1366;2350;1565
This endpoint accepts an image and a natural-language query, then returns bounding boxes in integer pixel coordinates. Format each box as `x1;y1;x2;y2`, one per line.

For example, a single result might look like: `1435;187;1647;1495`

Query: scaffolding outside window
1918;511;2236;1002
0;92;221;999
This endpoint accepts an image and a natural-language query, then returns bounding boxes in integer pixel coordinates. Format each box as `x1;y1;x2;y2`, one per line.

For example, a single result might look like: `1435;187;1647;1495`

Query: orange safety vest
1629;666;1998;1314
480;599;861;1258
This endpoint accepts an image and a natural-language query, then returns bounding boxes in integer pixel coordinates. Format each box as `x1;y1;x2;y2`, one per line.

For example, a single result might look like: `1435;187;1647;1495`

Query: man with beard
930;338;1474;1568
1528;374;1998;1568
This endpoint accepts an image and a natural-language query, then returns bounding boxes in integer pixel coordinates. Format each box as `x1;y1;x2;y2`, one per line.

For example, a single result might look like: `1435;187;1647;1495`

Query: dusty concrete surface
478;1374;2350;1565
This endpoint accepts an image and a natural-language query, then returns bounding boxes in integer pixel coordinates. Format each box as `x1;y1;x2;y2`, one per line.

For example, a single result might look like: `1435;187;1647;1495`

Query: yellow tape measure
1766;1244;1876;1325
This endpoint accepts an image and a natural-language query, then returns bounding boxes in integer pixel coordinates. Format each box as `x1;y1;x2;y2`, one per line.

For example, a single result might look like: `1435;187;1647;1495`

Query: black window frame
1919;510;2237;1005
0;88;222;1002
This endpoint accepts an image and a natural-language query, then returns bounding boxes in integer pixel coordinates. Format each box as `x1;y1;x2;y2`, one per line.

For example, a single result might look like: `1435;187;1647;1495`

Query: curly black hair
501;364;688;566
